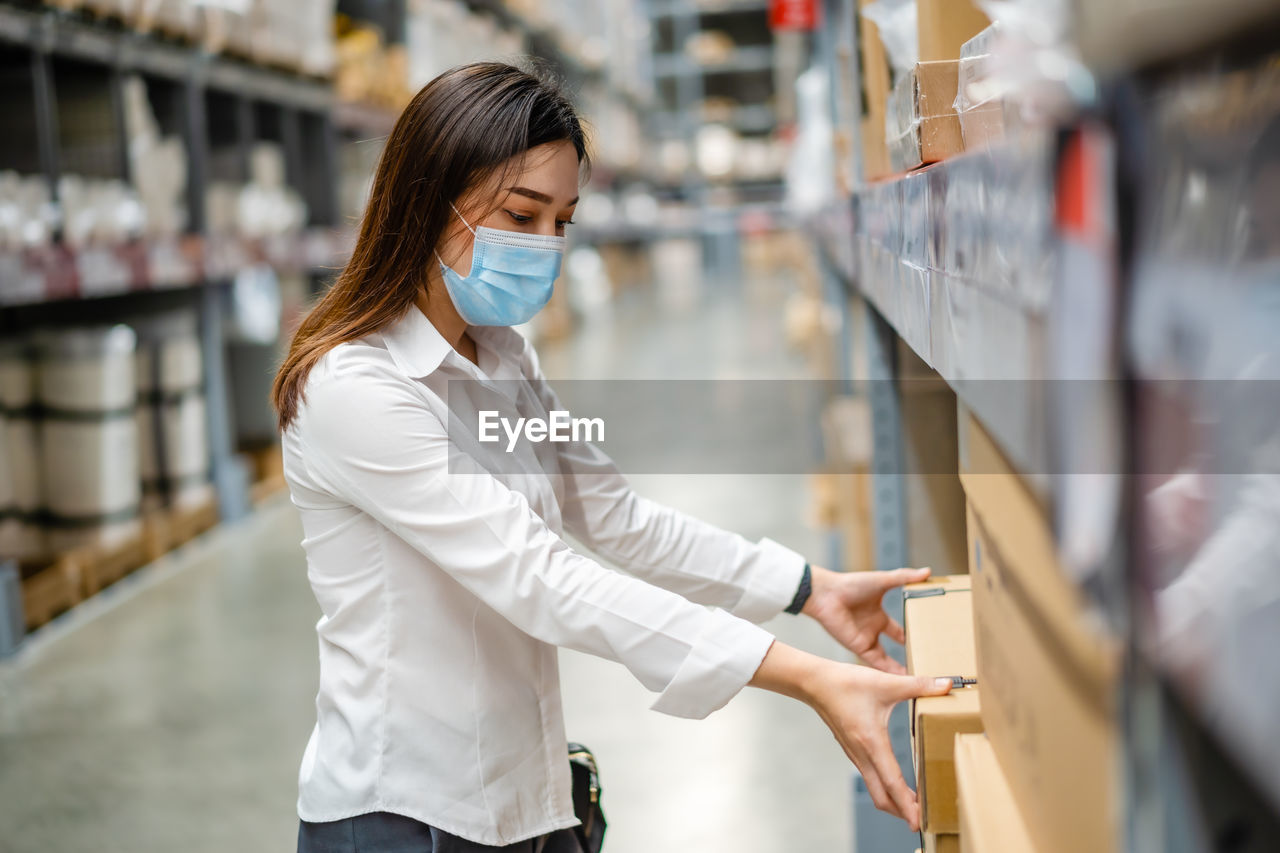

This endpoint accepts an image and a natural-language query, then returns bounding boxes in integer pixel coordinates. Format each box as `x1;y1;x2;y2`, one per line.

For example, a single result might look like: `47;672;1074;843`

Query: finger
860;642;906;675
855;756;905;822
867;735;920;831
884;614;906;645
881;566;932;589
893;674;955;700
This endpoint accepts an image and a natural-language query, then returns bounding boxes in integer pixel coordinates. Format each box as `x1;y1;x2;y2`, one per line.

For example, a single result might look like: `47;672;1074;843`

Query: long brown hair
272;62;589;430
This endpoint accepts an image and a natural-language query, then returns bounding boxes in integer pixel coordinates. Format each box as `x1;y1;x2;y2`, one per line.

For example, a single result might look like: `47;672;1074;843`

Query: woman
273;62;952;853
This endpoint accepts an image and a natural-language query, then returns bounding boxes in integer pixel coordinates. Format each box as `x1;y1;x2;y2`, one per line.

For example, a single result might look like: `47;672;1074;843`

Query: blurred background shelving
798;1;1280;852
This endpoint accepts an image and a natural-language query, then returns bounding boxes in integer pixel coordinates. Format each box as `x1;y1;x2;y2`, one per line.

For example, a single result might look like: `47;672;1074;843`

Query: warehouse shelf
825;134;1060;484
652;44;774;78
650;0;771;19
457;0;649;112
332;99;400;137
652;102;777;135
0;227;350;307
0;3;331;111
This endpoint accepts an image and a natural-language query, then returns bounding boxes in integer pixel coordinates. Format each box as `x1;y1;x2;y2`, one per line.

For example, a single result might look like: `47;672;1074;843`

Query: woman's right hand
748;641;953;831
808;662;953;829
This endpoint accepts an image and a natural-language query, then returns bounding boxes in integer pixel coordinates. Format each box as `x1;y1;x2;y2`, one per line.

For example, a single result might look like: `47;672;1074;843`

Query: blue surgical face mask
436;203;565;326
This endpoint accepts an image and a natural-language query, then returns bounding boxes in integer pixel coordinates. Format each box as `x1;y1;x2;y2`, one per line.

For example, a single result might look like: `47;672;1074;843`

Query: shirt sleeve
293;360;776;720
520;346;808;624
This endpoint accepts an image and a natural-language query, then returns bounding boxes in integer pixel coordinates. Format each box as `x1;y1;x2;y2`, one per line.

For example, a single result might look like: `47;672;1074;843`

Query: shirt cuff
728;536;809;623
648;609;776;720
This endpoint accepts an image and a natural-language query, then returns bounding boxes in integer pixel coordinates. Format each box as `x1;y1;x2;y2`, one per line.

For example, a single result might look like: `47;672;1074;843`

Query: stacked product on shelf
335;15;413;112
206;143;306;241
121;74;188;241
650;0;786;193
133;310;212;514
903;573;981;853
953;732;1036;853
885;58;964;172
404;0;525;91
0;172;58;254
0;319;217;632
34;325;142;557
952;23;1015;151
957;405;1121;853
858;0;992;179
51;0;338;77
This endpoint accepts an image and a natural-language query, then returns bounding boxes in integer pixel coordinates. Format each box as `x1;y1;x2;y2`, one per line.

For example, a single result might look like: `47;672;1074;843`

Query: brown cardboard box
858;0;893;180
924;831;960;853
900;344;968;575
954;733;1038;853
887;61;964;173
862;115;893;181
957;408;1118;692
904;575;982;833
959;407;1120;853
904;574;982;834
917;0;991;62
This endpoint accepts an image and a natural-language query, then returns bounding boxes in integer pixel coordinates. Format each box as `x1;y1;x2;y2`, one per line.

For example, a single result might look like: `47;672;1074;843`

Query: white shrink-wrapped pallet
35;325;142;555
133;311;212;513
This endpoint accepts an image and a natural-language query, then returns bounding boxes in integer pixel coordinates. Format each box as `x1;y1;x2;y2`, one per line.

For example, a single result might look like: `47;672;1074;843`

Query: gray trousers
297;812;585;853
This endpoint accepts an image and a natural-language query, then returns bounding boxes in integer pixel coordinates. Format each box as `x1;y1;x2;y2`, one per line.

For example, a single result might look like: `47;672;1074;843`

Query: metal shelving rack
647;0;781;201
808;0;1280;850
0;2;355;526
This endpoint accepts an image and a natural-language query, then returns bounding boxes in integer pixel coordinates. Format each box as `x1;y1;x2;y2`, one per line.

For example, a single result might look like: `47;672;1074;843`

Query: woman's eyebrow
506;186;579;206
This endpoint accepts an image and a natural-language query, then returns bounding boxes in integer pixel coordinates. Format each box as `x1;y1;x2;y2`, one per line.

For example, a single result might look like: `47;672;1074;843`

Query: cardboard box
954;24;1006;150
957;408;1118;688
924;831;960;853
954;733;1038;853
887;61;964;173
959;406;1120;853
917;0;991;62
858;0;893;180
904;574;983;833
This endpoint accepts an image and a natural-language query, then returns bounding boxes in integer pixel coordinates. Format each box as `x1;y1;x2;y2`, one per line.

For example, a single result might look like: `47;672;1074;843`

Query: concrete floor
0;252;858;852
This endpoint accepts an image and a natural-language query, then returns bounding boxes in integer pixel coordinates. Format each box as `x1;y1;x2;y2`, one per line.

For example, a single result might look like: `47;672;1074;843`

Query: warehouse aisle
0;262;856;853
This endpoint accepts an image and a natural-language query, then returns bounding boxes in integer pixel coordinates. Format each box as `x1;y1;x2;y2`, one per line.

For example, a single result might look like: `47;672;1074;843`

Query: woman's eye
556;219;576;229
505;210;533;224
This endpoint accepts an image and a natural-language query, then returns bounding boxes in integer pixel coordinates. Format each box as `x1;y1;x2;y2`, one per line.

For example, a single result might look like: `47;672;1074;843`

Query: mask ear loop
436;201;478;267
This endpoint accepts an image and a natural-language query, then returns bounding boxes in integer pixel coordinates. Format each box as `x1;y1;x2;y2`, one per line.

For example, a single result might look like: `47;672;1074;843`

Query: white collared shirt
283;305;806;845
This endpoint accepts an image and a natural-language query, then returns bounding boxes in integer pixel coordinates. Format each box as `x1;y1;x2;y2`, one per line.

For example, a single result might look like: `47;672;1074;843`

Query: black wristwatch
785;562;812;615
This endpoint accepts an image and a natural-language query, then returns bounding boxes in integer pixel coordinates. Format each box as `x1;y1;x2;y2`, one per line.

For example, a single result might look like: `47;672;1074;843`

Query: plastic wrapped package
898;171;932;361
0;171;58;251
236;143;307;239
953;23;1007;149
122;76;187;239
34;325;141;555
886;61;965;173
855;132;1056;382
860;0;919;78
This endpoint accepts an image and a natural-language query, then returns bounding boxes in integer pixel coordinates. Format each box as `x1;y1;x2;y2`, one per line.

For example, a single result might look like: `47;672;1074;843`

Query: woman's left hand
801;566;933;674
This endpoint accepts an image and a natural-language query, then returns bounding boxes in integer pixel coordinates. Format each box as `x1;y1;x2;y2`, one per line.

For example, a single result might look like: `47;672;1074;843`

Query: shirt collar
380;305;526;380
